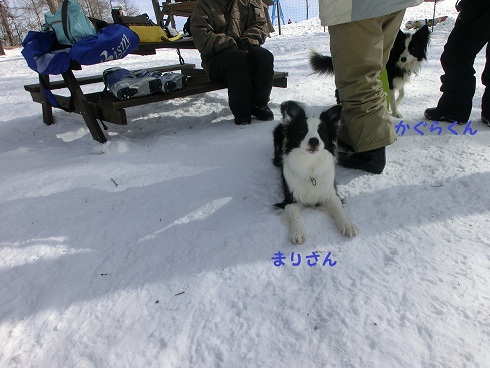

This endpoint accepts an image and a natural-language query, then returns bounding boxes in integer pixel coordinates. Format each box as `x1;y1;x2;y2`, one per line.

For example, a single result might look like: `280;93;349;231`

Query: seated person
190;0;275;125
111;4;127;23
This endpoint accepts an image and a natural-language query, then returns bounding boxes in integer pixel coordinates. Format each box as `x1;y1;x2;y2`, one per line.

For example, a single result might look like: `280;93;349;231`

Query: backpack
43;0;96;46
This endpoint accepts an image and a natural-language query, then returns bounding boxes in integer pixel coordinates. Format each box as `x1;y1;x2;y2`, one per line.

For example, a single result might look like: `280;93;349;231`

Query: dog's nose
401;57;407;63
309;137;319;147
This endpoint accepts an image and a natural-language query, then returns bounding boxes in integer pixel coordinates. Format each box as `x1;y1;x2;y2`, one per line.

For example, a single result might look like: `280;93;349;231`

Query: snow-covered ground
1;2;489;367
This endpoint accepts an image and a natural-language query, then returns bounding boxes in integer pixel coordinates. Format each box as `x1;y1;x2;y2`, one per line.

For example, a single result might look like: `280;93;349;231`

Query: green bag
43;0;96;46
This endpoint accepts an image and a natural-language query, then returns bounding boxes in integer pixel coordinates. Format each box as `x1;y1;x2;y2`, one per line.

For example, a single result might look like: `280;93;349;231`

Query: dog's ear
412;24;431;59
416;24;430;35
319;104;342;153
414;24;431;42
320;104;341;126
320;104;341;136
280;101;306;122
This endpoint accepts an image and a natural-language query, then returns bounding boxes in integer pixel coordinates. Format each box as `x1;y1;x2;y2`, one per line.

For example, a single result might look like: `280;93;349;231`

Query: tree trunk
32;0;44;27
0;39;5;56
46;0;60;13
0;1;15;46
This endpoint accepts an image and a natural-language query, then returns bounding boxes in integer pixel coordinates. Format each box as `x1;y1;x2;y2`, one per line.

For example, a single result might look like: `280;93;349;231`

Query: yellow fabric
380;67;390;110
129;25;182;43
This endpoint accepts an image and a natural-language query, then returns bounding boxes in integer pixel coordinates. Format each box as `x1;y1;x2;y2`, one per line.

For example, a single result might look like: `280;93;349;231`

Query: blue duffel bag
22;24;140;75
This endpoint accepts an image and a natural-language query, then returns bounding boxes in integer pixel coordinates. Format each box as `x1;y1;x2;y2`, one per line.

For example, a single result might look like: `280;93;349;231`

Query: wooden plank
39;74;54;125
96;81;226;110
272;74;288;88
95;71;288;110
131;38;197;55
161;0;196;29
31;92;128;126
24;63;196;92
62;70;107;143
26;69;288;132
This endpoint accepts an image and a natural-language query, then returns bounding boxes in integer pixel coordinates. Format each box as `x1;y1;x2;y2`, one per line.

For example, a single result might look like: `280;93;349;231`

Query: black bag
119;13;157;26
183;16;192;36
88;17;110;32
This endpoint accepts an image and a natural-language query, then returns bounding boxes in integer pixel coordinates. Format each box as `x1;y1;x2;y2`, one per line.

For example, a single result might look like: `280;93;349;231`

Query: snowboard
405;16;448;30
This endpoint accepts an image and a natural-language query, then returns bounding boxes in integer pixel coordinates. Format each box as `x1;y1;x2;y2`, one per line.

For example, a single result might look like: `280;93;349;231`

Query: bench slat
96;71;288;110
25;68;288;129
24;63;196;92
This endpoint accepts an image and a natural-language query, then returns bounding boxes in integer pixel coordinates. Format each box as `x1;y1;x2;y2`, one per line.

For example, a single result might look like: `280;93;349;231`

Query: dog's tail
309;50;335;76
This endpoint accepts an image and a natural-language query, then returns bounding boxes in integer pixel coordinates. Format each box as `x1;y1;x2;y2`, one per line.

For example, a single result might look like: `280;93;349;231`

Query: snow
1;2;489;367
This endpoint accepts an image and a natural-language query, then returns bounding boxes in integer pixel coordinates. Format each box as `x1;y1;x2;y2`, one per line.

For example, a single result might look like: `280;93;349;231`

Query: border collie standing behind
273;101;358;244
310;25;431;118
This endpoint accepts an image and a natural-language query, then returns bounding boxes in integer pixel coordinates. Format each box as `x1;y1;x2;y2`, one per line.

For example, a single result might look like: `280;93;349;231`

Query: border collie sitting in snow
309;25;431;118
273;101;358;244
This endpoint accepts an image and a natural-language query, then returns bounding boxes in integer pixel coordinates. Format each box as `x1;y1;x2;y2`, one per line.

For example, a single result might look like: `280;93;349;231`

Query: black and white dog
273;101;358;244
386;24;431;117
310;25;431;118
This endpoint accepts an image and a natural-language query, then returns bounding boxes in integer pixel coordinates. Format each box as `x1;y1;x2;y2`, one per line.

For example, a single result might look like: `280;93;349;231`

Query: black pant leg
209;48;253;118
247;46;274;107
437;0;490;121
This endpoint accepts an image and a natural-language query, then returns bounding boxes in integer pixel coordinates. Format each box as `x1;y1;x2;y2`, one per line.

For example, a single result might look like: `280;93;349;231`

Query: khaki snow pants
328;10;405;152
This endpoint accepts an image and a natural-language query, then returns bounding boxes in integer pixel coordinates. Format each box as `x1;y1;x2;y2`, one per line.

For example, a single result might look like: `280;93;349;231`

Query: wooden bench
24;60;288;143
161;0;196;29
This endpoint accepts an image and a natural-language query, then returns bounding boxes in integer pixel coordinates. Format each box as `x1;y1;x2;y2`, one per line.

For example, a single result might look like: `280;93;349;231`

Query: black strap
61;0;76;45
96;86;109;130
39;75;76;112
176;48;185;65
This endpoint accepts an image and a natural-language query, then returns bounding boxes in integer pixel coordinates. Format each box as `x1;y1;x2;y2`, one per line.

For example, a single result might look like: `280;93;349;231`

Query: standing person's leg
328;10;404;173
329;11;404;152
210;48;253;125
426;0;490;122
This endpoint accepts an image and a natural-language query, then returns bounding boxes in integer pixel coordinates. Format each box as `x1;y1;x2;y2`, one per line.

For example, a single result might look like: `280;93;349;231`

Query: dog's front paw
391;111;403;118
337;220;358;237
289;225;306;244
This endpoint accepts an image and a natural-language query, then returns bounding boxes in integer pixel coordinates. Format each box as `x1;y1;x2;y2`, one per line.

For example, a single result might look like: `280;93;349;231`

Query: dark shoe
424;107;465;124
337;147;386;174
234;116;251;125
482;114;489;127
252;105;274;121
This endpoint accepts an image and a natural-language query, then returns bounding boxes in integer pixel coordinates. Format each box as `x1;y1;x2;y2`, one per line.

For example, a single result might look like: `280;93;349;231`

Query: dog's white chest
283;149;336;206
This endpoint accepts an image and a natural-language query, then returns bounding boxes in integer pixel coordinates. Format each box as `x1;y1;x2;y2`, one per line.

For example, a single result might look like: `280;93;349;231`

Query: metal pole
431;0;437;32
277;1;281;35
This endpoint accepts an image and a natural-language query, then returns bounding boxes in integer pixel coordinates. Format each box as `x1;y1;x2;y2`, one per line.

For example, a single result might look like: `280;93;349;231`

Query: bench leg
62;70;107;143
39;75;54;126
